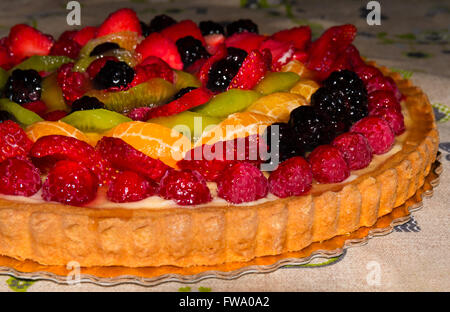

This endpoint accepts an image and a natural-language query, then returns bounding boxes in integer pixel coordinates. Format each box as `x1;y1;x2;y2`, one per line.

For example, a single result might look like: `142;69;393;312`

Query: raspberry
178;135;267;181
353;65;382;84
21;100;47;116
41;110;68;121
42;160;97;205
106;171;157;203
30;135;109;184
57;63;90;104
369;107;405;135
268;156;312;198
0;120;33;162
366;75;402;101
96;137;170;182
350;116;395;154
368;90;401;112
332;133;373;170
0;157;42;196
50;38;81;59
307;145;350;183
159;169;212;205
127;107;152;121
216;162;268;204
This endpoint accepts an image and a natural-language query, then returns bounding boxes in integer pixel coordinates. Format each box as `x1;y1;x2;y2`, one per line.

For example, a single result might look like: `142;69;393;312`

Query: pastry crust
0;65;439;268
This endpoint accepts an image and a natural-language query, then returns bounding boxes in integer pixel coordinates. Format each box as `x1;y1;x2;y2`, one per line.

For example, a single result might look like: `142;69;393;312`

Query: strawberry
224;32;266;53
271;26;311;51
146;87;213;118
131;62;174;86
306;24;357;80
0;46;12;70
8;24;54;64
228;49;269;90
0;120;33;163
135;32;183;70
160;20;205;46
50;37;81;59
198;44;227;86
259;38;295;70
204;34;225;55
42;110;68;121
73;26;97;47
96;8;142;38
21;100;47;116
292;50;308;63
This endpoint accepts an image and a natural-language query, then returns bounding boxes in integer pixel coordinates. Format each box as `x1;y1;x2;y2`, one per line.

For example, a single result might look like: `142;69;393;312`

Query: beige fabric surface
0;0;449;292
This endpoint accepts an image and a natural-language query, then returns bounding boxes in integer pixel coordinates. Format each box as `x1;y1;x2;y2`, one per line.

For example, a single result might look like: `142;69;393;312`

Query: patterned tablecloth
0;0;449;292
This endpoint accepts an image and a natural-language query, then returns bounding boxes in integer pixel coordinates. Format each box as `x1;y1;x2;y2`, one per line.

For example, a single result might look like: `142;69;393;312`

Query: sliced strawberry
135;32;183;70
22;100;47;116
160;20;205;46
228;49;269;90
73;26;97;47
271;26;311;50
292;50;309;63
130;62;174;86
0;46;13;70
96;8;142;38
204;33;225;55
306;24;357;80
146;87;213;119
198;44;227;86
8;24;54;64
225;32;266;53
259;38;295;70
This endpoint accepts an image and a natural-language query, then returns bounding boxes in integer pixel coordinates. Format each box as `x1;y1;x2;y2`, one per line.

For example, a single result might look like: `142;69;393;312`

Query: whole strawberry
0;157;42;197
42;160;98;205
307;145;350;183
107;171;157;203
350;116;395;154
216;162;268;204
268;156;312;198
0;120;33;163
159;169;212;205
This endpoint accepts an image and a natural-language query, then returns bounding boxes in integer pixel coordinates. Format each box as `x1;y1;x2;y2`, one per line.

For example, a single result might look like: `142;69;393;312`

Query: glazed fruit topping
96;136;170;182
271;26;311;51
96;8;142;38
93;60;135;90
369;107;405;135
148;14;177;33
107;170;158;203
331;132;373;170
227;49;269;90
0;111;15;123
268;156;312;198
57;62;90;103
226;19;259;36
135;32;183;70
89;42;121;57
0;157;42;197
216;162;268;204
70;96;105;112
159;169;212;205
175;36;210;69
350;116;395;155
42;160;98;205
368;90;401;112
307;145;350;183
264;122;304;164
5;69;42;104
0;120;33;162
199;21;225;36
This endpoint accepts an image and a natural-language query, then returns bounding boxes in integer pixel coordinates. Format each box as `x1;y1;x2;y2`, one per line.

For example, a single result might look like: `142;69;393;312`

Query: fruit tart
0;9;438;268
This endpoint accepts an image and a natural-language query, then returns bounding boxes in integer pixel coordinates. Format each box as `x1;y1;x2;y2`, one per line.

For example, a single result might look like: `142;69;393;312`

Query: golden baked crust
0;64;439;268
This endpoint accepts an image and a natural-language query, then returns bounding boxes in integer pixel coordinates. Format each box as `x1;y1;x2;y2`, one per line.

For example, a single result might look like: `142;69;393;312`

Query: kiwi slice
85;78;177;114
0;68;8;92
10;55;73;73
254;71;300;95
74;49;140;73
79;31;142;58
174;70;201;90
149;111;222;142
61;109;132;133
41;72;69;112
192;89;261;118
0;99;43;127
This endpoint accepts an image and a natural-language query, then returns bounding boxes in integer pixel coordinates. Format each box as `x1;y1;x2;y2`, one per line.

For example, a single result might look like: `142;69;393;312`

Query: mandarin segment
25;121;91;143
289;78;320;102
245;92;307;122
281;60;317;79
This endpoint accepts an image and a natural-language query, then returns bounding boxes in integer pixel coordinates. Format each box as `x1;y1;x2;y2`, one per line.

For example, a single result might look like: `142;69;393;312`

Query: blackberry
175;36;210;68
226;19;259;36
0;111;15;123
263;122;304;165
323;69;365;90
89;42;121;56
288;106;331;151
225;47;247;68
173;87;197;100
199;21;225;36
5;69;42;104
93;60;135;90
148;14;176;33
140;21;151;37
71;96;105;112
206;58;238;92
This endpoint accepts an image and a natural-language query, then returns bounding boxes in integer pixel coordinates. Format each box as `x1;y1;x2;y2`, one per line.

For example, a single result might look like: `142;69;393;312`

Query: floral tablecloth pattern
0;0;449;292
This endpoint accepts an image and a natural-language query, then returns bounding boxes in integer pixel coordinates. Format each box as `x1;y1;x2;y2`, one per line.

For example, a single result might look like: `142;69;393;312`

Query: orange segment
195;112;275;147
281;60;317;80
104;121;192;168
26;121;91;144
245;92;307;122
290;78;320;102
